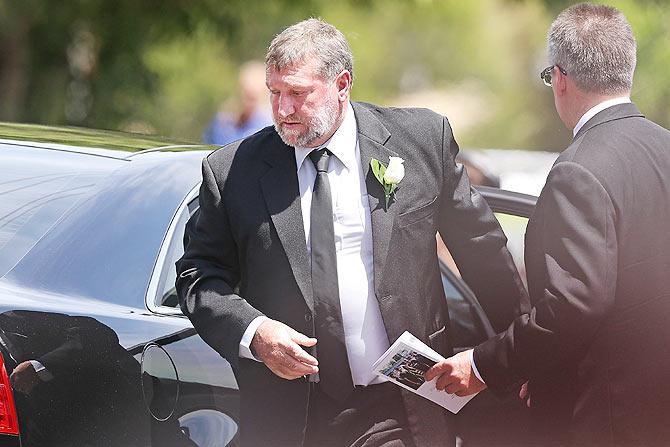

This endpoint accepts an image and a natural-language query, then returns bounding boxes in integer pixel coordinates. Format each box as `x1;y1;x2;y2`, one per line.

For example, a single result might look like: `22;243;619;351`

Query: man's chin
277;132;300;147
277;129;318;148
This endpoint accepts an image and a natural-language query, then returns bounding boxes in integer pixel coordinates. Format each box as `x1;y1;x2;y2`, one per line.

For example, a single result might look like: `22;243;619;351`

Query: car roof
0;122;216;159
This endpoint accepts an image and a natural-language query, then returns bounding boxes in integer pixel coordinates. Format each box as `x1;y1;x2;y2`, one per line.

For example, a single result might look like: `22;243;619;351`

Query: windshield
0;145;125;277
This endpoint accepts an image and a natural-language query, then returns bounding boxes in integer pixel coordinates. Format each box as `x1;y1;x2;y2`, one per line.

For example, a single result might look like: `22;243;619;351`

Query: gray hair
548;3;636;95
266;18;354;82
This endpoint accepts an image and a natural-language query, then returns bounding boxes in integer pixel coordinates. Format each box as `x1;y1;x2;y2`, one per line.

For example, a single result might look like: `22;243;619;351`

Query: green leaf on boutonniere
370;158;386;186
370;158;395;211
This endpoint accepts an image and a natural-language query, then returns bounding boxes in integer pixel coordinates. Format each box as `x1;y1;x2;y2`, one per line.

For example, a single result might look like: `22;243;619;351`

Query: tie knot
309;148;331;173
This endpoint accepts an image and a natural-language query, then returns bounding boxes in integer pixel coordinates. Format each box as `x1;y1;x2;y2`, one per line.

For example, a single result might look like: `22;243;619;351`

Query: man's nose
277;94;295;118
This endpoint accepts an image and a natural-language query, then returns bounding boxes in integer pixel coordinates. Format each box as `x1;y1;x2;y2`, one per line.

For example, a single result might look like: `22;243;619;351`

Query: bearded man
177;18;527;447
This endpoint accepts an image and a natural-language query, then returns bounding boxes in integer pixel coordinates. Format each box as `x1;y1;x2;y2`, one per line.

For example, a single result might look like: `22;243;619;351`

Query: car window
0;146;122;278
154;198;198;309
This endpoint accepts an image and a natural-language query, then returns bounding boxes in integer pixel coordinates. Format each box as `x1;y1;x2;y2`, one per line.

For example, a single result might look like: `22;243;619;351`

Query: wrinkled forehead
266;57;329;85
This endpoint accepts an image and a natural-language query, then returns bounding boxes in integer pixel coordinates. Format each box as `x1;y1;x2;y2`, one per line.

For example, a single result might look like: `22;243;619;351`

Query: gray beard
274;100;339;148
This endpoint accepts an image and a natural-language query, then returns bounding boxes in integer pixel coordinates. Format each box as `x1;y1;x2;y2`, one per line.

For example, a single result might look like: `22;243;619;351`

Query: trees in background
1;0;668;151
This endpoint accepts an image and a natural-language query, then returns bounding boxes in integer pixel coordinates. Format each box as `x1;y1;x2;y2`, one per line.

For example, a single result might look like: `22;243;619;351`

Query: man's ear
335;70;352;101
554;68;568;97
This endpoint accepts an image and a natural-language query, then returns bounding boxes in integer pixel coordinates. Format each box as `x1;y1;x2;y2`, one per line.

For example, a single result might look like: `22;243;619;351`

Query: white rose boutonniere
370;156;405;210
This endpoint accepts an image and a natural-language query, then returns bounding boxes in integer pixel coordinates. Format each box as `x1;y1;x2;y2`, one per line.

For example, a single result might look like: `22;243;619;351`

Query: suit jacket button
304;313;312;322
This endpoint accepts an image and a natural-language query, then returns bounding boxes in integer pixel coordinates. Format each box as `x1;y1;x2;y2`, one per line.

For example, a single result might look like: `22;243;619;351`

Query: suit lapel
352;103;398;295
259;139;314;312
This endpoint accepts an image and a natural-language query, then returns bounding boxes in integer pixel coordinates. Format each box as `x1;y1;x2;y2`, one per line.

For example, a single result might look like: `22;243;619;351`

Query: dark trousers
304;382;416;447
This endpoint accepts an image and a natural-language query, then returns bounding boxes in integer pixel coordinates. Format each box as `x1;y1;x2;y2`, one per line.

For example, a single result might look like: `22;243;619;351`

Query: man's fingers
424;365;440;381
444;382;463;394
285;328;318;366
286;343;319;367
435;372;458;391
425;361;452;381
437;375;457;392
252;320;321;379
289;329;317;348
279;359;317;378
268;351;318;379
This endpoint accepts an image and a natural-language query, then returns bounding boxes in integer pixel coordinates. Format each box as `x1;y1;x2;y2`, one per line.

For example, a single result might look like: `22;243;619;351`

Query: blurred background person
202;60;271;145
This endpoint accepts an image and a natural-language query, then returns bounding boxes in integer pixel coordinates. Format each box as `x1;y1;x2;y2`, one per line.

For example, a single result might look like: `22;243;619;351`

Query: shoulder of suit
553;139;617;198
206;125;278;165
353;101;445;124
552;116;669;200
564;114;669;167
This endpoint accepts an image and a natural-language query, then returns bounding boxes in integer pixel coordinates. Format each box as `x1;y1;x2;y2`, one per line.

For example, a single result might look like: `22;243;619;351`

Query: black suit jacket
177;102;526;446
474;103;670;446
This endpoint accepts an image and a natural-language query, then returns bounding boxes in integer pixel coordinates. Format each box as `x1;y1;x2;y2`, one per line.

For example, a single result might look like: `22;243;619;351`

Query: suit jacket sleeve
176;156;264;368
473;161;618;394
437;117;529;334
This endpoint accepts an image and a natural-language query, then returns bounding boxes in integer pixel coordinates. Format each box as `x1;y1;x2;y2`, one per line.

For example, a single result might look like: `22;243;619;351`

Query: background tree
1;0;668;151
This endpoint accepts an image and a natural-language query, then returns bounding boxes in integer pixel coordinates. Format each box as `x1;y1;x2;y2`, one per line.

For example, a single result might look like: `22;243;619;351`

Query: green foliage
1;0;670;151
139;26;236;140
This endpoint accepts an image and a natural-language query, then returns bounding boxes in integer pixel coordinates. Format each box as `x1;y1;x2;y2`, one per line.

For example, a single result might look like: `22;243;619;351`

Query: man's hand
424;349;487;397
251;319;319;380
9;361;41;395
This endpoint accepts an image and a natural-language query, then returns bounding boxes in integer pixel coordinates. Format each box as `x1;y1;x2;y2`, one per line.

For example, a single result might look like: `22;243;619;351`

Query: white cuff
238;316;268;362
29;360;54;382
469;349;485;384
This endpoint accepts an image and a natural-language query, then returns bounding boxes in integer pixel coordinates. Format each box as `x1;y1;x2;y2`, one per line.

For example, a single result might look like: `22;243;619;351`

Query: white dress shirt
240;102;389;386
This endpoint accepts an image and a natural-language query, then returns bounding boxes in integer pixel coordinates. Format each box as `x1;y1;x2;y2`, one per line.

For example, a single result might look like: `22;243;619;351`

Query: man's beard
274;98;339;148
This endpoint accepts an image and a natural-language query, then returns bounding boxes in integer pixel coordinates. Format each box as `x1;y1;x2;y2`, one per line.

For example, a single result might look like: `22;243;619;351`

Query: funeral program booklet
371;331;478;414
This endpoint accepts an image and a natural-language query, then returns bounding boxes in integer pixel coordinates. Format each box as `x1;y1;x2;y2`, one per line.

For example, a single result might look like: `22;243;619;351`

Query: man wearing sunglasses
428;3;670;446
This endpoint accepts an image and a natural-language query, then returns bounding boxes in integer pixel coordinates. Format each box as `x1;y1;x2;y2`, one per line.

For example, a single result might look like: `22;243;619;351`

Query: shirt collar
294;102;358;172
573;96;631;137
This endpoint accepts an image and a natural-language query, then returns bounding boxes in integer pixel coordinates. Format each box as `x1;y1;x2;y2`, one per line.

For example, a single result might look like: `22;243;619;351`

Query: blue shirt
202;109;271;145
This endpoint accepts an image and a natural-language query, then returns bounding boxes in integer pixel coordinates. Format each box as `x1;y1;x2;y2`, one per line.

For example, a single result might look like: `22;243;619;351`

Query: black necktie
308;148;353;401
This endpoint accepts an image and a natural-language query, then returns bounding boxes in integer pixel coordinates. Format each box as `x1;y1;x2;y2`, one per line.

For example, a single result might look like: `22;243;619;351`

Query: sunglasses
540;65;568;87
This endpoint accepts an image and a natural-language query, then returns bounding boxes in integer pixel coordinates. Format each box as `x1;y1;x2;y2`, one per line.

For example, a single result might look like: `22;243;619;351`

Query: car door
441;186;536;447
146;188;240;447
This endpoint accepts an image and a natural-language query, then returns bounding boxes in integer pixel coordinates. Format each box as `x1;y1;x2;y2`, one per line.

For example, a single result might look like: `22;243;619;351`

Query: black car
0;123;537;446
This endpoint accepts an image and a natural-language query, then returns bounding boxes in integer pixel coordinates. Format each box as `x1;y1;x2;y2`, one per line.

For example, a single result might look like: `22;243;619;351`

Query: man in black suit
176;18;526;447
428;3;670;446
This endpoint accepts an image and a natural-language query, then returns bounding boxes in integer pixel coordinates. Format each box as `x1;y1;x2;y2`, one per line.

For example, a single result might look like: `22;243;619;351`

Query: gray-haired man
177;18;526;447
429;3;670;446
